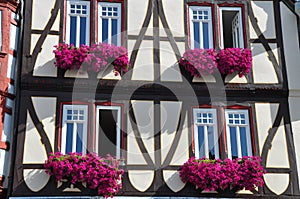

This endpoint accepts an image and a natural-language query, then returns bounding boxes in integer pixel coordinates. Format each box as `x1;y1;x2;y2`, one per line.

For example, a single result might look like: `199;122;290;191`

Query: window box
179;156;265;193
44;152;124;198
53;43;130;78
178;48;252;82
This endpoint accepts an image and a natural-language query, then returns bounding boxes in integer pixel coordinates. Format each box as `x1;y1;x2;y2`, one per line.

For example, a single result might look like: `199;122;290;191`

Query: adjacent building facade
0;0;300;198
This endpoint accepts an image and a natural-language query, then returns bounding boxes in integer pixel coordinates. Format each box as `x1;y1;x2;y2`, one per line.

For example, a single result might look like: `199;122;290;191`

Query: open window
219;7;244;48
66;0;90;46
225;109;252;159
98;2;122;46
61;105;88;154
189;6;213;49
96;105;121;158
193;108;219;159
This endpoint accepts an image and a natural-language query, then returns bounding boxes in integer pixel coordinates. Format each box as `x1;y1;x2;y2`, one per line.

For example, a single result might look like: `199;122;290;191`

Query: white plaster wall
23;169;49;192
32;97;56;151
255;103;291;195
128;170;154;192
249;1;276;39
160;41;182;82
131;100;155;162
32;0;60;31
31;34;58;77
264;174;289;195
161;0;184;37
170;112;189;165
280;3;300;91
251;43;279;84
127;0;151;35
289;95;300;191
131;41;154;81
23;97;56;163
163;170;185;192
127;114;148;165
23;111;48;163
160;101;181;162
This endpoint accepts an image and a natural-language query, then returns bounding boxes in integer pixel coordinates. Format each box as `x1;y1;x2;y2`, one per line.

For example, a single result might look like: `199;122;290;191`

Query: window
66;0;90;46
188;4;245;49
219;7;244;48
98;2;122;46
61;105;88;154
96;105;121;158
189;6;213;49
193;108;219;159
225;109;252;159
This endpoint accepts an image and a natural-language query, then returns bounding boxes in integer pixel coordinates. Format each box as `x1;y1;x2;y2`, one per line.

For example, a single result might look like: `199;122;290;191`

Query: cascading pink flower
179;156;265;192
53;43;130;76
179;49;218;77
44;152;124;198
217;48;252;77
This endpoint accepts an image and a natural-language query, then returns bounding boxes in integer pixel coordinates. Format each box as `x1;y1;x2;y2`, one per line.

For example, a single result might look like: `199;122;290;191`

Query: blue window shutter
111;19;118;46
66;123;74;153
207;126;215;157
230;127;238;158
70;16;77;45
198;126;205;158
240;127;248;156
102;18;109;43
80;17;87;45
203;22;209;49
76;123;83;152
193;22;200;48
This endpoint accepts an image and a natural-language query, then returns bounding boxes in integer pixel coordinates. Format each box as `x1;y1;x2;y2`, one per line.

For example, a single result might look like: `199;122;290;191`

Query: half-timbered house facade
2;0;300;198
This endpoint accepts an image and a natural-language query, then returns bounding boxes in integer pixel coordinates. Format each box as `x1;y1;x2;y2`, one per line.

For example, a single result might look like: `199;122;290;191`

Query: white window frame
96;105;121;158
193;108;219;159
66;0;90;46
219;7;244;49
98;2;122;46
189;6;213;49
225;109;252;159
61;105;88;155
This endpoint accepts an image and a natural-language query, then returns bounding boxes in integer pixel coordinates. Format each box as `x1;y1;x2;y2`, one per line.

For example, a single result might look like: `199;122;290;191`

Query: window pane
66;123;74;153
98;110;118;157
208;126;215;159
112;19;118;46
198;126;205;158
76;123;83;152
80;17;87;45
202;22;209;49
102;18;109;43
70;16;77;45
193;22;200;48
230;126;238;158
240;127;248;156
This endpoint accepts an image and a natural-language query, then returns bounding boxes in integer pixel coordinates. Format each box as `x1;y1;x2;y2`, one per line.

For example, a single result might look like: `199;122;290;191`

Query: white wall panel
280;3;300;91
160;41;182;82
128;0;151;35
31;34;58;77
131;41;154;81
161;0;184;37
249;1;276;39
251;43;279;84
32;0;60;31
264;174;289;195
